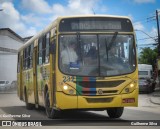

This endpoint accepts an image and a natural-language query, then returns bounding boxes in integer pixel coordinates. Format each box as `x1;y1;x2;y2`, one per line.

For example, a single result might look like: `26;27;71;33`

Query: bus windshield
59;34;136;76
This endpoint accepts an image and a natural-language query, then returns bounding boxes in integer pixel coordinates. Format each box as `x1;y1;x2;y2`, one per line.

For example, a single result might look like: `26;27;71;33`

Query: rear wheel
24;89;34;110
107;107;124;118
45;90;59;119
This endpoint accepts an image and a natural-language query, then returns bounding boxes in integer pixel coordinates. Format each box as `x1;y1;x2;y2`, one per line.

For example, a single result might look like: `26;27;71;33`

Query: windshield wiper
105;32;118;61
104;32;118;76
108;31;118;49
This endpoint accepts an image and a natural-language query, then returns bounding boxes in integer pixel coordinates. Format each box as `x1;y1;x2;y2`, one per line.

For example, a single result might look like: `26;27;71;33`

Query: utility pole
156;10;160;55
155;10;160;88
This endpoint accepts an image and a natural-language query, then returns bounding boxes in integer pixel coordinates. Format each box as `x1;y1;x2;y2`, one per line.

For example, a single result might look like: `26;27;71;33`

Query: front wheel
107;107;124;118
45;91;59;119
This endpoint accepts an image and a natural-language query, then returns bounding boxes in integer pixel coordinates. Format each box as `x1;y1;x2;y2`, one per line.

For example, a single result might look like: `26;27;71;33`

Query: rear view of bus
53;16;138;118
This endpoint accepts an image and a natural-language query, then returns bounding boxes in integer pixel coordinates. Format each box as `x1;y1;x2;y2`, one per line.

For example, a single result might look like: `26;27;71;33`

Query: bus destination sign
71;21;122;30
59;17;133;32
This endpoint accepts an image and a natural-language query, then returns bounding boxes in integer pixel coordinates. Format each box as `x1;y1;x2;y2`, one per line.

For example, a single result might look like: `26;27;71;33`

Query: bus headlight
61;85;76;95
63;85;68;90
121;83;136;94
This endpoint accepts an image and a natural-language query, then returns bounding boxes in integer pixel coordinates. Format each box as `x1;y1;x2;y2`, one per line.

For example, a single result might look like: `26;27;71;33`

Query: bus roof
57;15;131;19
18;15;132;52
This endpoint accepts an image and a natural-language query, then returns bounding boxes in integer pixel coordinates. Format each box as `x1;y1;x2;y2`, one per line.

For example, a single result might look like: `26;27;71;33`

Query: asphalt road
0;90;160;128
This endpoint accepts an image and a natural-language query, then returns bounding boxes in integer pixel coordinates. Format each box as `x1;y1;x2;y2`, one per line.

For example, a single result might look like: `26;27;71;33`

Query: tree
138;47;158;68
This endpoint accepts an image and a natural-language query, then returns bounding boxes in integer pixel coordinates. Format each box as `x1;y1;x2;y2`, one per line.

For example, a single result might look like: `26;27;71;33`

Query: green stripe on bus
76;77;83;95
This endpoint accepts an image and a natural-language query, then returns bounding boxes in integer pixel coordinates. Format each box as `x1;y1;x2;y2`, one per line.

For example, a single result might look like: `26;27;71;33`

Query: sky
0;0;159;50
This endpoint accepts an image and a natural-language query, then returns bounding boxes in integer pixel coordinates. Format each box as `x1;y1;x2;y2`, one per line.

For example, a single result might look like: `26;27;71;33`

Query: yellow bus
17;15;138;119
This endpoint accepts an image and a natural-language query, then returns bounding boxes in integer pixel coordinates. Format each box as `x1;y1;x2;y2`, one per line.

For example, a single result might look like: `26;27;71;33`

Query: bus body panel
27;68;34;104
56;92;78;109
55;89;138;110
48;28;57;108
17;73;21;99
23;69;35;104
121;88;138;107
33;45;38;106
36;64;51;106
55;68;138;109
17;52;24;100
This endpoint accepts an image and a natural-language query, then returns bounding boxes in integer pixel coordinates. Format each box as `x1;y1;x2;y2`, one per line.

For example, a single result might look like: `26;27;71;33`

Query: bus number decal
63;76;74;82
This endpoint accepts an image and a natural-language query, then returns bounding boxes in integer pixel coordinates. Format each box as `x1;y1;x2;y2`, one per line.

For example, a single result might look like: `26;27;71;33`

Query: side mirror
50;43;56;54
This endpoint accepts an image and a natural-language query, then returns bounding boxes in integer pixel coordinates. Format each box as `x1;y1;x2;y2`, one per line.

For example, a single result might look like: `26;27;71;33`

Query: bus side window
42;35;46;64
26;47;29;69
45;33;50;63
27;46;31;68
23;48;28;69
38;38;43;65
30;44;34;68
28;44;33;68
23;49;25;69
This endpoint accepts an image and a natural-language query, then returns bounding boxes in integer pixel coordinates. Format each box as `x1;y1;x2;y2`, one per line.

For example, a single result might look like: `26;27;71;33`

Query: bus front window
99;35;136;76
59;34;136;76
59;35;99;76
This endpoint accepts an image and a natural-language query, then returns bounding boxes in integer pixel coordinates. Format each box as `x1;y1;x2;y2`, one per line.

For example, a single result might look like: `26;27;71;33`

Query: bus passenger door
33;46;38;106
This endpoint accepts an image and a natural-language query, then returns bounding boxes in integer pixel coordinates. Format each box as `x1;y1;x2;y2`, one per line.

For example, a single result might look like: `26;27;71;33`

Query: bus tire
45;90;59;119
24;89;34;110
107;107;124;118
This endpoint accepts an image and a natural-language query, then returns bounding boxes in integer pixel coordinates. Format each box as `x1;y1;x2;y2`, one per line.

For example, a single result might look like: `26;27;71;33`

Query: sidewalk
150;86;160;105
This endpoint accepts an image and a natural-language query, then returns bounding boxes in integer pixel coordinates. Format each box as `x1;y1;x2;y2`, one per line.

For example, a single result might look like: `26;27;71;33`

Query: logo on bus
98;89;103;95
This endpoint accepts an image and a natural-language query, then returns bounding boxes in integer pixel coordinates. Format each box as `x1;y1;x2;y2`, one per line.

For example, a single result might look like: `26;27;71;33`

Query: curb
149;97;160;105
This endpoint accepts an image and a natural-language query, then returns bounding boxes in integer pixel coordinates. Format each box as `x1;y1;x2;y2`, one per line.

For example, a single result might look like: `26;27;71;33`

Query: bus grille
75;77;125;96
76;80;125;88
82;90;118;95
76;81;124;96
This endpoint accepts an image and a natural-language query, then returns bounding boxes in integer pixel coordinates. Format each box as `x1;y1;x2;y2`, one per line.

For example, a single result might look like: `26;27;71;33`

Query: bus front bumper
56;89;138;110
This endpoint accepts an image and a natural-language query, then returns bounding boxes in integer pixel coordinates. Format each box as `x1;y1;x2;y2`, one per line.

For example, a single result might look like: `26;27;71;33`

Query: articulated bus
17;15;138;119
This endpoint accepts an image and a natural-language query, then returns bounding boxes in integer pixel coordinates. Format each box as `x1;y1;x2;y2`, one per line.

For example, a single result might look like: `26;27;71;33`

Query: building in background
0;28;31;83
